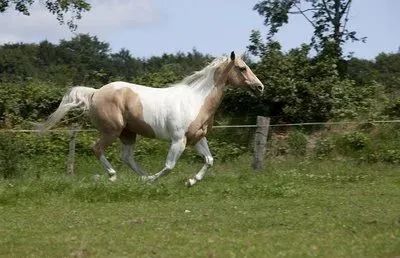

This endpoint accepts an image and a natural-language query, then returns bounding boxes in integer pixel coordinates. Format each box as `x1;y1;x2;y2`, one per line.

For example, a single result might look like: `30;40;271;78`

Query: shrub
287;130;307;156
341;132;370;151
383;98;400;118
0;133;21;178
379;149;400;164
315;138;335;158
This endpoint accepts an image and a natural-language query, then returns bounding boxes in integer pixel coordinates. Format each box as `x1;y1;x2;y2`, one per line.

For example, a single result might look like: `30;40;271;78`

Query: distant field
0;156;399;257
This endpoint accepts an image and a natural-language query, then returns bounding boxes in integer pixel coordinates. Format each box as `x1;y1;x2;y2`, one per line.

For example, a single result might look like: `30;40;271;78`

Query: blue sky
0;0;399;59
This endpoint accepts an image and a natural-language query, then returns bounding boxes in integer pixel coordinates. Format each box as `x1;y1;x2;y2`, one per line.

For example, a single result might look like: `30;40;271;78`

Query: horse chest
185;115;213;145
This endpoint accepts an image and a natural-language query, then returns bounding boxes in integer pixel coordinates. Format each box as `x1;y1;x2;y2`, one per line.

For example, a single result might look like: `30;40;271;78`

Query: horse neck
188;71;226;116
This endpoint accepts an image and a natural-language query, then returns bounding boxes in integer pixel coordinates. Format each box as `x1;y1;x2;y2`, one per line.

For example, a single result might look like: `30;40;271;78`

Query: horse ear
230;51;235;61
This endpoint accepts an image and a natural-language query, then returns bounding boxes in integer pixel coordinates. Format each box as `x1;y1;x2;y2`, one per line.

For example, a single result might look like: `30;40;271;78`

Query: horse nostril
257;85;264;92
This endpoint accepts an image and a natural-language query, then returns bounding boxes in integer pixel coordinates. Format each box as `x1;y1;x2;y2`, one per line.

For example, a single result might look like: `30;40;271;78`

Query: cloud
0;0;160;44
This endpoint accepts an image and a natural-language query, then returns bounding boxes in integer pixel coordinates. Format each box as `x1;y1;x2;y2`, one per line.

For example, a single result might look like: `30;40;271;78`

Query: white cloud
0;0;160;44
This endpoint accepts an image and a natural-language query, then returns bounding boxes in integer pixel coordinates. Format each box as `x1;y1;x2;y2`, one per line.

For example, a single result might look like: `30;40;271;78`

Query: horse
38;51;264;186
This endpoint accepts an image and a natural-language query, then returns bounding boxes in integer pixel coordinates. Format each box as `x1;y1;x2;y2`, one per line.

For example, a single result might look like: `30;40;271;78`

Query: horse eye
239;66;247;72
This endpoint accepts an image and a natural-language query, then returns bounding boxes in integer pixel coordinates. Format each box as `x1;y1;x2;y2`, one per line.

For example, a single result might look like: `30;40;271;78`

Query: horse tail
37;86;97;132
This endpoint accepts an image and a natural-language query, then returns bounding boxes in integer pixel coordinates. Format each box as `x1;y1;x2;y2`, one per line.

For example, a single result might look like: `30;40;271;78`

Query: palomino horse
39;52;264;186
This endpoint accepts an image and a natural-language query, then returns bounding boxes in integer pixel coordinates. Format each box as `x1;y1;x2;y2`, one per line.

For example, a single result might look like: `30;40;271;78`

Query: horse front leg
186;137;213;187
145;137;187;182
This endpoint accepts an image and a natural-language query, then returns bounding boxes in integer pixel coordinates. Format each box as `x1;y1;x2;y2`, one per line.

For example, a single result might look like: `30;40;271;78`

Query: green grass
0;156;399;257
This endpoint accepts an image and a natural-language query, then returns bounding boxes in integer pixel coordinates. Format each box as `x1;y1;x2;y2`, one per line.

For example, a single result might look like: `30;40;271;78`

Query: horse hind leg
119;129;148;177
93;133;119;181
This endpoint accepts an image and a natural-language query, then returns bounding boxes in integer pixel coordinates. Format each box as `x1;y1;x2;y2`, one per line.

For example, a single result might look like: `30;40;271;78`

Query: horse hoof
185;178;196;187
140;176;149;182
140;176;156;183
109;175;117;182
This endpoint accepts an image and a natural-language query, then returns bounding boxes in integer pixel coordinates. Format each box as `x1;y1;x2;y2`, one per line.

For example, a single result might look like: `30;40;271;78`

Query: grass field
0;155;399;257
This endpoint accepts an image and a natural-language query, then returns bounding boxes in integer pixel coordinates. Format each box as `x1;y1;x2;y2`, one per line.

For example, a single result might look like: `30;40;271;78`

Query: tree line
0;33;399;128
1;0;400;128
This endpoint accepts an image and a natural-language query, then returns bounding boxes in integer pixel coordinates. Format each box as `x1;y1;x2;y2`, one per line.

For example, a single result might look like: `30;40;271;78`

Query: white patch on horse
110;58;223;140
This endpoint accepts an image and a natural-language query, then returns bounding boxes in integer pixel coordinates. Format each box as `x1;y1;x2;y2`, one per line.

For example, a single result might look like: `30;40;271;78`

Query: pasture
1;155;399;257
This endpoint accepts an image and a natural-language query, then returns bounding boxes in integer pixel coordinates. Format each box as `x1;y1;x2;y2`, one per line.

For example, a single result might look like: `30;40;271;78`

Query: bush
0;81;66;128
383;98;400;118
315;138;335;158
379;149;400;164
0;133;21;178
331;81;387;120
341;132;370;151
287;130;307;156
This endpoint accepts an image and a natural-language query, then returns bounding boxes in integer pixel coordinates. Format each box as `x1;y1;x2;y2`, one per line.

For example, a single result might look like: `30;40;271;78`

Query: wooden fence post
252;116;270;171
66;127;78;176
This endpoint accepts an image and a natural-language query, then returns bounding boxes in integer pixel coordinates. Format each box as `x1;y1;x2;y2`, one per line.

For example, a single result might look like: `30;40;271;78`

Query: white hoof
140;175;156;183
109;174;117;182
185;178;197;187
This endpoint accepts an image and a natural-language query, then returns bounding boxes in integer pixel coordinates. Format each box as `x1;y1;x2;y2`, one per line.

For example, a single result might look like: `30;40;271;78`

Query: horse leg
146;137;187;182
119;130;148;177
186;137;214;187
93;133;119;181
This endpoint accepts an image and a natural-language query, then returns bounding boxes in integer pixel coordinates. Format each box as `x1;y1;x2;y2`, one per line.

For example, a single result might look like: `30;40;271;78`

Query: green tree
346;57;377;85
249;0;364;60
223;42;342;122
0;0;90;30
57;34;111;85
0;43;39;81
374;53;400;96
109;49;144;81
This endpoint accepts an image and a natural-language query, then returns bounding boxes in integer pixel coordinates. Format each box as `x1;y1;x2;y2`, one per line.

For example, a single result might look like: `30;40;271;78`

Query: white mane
177;57;228;89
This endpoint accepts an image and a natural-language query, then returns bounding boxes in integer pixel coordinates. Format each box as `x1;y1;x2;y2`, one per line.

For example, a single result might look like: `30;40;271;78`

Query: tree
0;0;90;30
249;0;364;60
57;34;111;85
223;42;343;122
109;49;144;81
374;53;400;96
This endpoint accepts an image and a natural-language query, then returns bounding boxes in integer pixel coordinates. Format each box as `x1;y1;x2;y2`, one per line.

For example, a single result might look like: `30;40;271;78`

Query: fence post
66;127;78;176
252;116;270;171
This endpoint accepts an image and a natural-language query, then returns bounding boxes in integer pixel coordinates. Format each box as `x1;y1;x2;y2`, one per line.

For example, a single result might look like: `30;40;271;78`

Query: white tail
37;86;96;132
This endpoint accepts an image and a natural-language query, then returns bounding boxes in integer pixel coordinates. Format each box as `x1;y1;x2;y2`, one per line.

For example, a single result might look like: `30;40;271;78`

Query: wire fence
2;117;400;175
2;119;400;132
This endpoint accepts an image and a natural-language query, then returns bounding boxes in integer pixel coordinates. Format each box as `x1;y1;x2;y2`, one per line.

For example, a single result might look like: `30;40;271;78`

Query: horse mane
178;56;227;87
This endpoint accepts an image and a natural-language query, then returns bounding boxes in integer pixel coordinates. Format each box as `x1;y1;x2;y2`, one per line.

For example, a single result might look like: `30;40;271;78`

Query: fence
2;117;400;175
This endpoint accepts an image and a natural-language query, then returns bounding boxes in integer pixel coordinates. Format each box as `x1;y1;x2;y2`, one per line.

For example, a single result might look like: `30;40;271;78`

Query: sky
0;0;399;60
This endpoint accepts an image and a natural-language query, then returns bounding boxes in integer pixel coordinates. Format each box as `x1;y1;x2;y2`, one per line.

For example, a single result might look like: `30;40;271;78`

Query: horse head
223;51;264;96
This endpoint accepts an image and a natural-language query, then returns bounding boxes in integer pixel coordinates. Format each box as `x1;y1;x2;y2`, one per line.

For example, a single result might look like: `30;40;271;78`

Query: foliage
346;57;377;85
331;80;387;119
314;138;334;157
287;130;308;156
0;0;90;30
340;131;370;151
224;43;341;122
0;133;21;178
0;35;211;87
0;81;66;127
57;34;112;85
0;34;397;129
383;98;400;118
250;0;364;60
374;53;400;96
